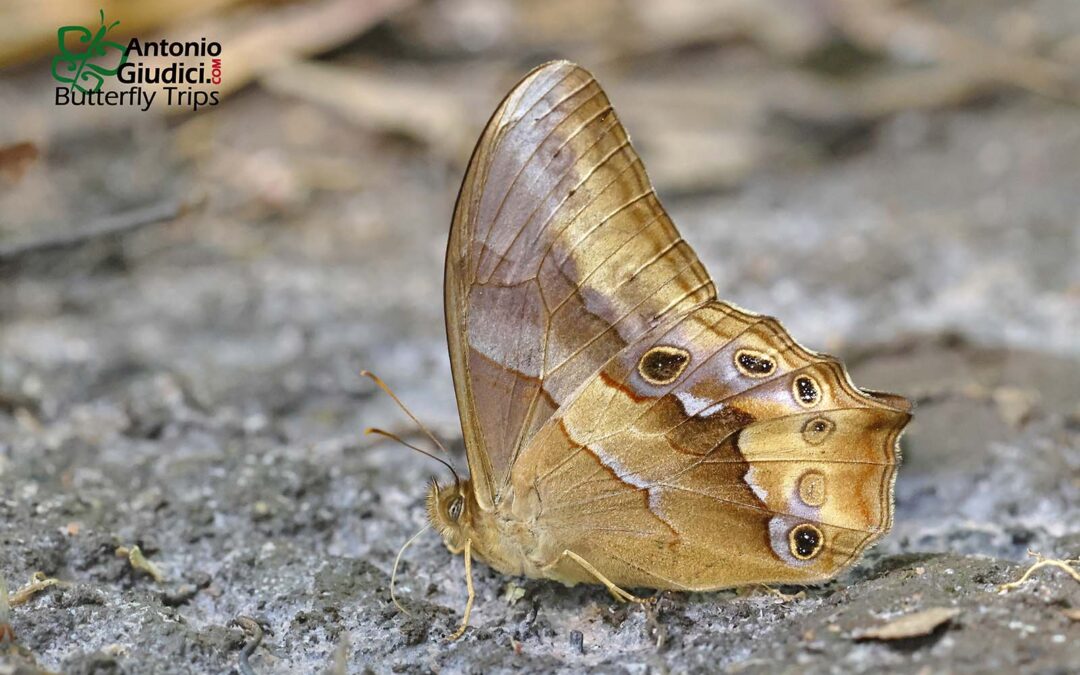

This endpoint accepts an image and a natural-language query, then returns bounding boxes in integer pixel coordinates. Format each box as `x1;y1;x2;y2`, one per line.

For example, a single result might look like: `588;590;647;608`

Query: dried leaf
854;607;960;641
827;0;1078;102
624;0;832;59
991;387;1040;428
0;141;40;181
260;61;469;160
0;0;244;67
1062;608;1080;622
137;0;416;114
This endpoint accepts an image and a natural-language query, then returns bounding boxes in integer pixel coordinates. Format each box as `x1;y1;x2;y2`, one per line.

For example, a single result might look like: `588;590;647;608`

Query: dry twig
116;545;166;583
0;200;184;265
998;551;1080;594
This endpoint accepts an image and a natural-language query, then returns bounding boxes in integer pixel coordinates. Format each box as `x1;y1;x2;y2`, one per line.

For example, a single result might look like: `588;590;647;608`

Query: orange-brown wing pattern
446;61;715;508
514;301;910;588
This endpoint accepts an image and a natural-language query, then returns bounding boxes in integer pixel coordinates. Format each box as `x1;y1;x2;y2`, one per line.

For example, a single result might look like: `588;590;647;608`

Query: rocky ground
1;1;1078;673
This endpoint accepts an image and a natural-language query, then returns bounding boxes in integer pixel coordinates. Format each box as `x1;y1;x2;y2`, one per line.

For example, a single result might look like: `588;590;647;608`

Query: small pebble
569;630;584;654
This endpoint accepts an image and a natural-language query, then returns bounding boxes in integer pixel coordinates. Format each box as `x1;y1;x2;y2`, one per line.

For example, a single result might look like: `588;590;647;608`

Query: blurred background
0;1;1077;673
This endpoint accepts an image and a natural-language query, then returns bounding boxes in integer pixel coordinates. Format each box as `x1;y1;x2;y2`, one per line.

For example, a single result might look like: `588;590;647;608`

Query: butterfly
370;60;911;640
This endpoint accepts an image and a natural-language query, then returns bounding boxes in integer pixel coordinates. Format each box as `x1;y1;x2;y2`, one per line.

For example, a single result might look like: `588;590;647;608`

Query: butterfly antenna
390;522;431;618
361;371;452;454
360;371;461;482
364;427;462;487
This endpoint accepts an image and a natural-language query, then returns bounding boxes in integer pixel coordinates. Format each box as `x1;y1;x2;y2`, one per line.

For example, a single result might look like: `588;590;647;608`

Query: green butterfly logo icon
51;9;129;93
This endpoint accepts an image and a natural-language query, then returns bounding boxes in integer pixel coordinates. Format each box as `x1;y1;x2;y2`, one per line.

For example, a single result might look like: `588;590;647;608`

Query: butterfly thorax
427;479;557;578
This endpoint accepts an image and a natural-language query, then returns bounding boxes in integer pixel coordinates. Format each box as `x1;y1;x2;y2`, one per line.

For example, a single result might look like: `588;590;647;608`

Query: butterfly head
426;477;474;549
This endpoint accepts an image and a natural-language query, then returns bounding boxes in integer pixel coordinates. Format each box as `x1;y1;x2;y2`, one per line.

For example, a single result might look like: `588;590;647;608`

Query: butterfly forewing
446;61;715;508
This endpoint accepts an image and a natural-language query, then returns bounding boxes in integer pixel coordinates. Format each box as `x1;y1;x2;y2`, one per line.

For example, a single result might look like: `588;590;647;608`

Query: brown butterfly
372;60;911;639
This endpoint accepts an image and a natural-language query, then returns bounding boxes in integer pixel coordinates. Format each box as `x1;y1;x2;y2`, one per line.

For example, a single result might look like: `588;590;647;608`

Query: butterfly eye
793;375;821;407
638;346;690;385
788;523;824;560
734;349;775;377
447;496;464;521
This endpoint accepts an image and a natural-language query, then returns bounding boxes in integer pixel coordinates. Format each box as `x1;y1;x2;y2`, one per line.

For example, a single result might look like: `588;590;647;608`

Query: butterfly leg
755;584;805;602
559;550;646;603
446;539;474;640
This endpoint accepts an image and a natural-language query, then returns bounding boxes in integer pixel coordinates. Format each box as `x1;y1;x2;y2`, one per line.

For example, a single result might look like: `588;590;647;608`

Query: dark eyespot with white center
447;496;464;521
789;523;824;560
794;375;821;407
638;346;690;385
801;416;835;445
734;349;775;377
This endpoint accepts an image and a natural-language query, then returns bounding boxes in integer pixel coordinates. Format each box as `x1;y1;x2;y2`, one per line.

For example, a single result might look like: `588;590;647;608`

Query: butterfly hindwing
513;301;909;588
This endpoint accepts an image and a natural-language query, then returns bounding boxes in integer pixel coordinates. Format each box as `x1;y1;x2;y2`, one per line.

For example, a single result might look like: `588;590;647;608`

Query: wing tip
860;389;913;414
527;59;586;75
518;59;595;89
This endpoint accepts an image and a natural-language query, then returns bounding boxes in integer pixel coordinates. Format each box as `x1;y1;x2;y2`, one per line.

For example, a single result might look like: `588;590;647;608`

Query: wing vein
474;70;581;277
